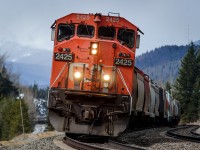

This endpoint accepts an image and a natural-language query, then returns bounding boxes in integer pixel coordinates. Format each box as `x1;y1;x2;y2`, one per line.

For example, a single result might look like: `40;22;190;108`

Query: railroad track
190;125;200;136
166;125;200;142
63;133;146;150
108;139;146;150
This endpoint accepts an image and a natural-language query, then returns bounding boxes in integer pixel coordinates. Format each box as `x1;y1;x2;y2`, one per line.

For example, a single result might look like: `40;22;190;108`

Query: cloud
0;0;200;55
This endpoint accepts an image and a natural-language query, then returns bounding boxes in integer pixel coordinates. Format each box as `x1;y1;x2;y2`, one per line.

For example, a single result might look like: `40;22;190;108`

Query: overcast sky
0;0;199;55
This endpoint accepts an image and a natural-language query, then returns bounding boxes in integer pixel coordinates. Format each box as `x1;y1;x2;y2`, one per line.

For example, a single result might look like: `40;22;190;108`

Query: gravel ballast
0;126;200;150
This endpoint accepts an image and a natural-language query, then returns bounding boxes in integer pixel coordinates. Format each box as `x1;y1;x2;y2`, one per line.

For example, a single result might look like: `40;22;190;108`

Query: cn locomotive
48;13;180;136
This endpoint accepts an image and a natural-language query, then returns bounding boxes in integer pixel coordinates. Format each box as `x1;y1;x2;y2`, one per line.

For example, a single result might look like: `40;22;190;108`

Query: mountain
194;40;200;46
0;40;52;86
135;43;199;85
1;39;200;87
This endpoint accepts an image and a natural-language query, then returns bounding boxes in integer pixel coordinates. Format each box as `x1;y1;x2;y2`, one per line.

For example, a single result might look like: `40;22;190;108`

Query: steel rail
63;136;109;150
166;125;200;143
190;125;200;136
63;134;147;150
108;140;146;150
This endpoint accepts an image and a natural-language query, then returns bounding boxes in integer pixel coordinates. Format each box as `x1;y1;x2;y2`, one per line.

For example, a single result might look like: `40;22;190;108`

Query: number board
114;58;133;67
54;53;74;62
106;17;120;23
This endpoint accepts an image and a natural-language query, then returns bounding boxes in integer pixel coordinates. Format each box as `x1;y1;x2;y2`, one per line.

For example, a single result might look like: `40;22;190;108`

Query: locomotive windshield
77;24;94;37
117;28;135;48
98;26;115;39
57;24;75;41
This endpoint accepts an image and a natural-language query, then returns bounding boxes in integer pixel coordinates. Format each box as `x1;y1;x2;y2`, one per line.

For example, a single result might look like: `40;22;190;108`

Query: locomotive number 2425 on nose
114;58;133;67
54;53;73;61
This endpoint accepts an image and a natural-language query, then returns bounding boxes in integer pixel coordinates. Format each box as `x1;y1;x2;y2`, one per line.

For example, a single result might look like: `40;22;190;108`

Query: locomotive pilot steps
48;13;180;136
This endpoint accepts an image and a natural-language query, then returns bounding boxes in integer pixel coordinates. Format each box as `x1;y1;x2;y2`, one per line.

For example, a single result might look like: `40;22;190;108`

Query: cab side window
57;24;75;41
117;28;135;48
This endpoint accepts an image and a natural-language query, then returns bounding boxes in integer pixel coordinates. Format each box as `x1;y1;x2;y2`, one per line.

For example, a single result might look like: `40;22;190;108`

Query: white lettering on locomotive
106;17;119;23
76;14;90;20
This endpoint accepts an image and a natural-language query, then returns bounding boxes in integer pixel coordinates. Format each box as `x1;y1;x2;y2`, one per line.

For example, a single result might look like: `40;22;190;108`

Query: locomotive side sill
49;107;64;110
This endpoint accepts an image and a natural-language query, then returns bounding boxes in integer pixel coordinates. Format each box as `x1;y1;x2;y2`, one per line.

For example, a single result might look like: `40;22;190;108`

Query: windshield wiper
119;28;127;35
108;26;114;33
66;24;73;31
85;24;90;35
60;35;70;41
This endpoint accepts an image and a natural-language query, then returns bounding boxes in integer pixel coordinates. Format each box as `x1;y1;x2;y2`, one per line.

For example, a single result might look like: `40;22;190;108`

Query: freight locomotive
48;13;180;136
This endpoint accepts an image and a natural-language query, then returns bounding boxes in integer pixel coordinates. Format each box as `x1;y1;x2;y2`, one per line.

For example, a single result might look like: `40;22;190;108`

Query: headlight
90;42;98;55
74;71;81;79
103;74;110;81
91;49;97;55
92;43;98;49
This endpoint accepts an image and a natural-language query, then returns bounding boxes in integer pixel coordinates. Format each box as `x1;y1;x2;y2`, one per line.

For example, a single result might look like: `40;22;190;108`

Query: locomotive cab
48;13;143;136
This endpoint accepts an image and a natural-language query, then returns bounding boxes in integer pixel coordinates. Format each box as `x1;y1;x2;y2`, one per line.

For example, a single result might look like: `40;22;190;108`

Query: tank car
48;13;180;136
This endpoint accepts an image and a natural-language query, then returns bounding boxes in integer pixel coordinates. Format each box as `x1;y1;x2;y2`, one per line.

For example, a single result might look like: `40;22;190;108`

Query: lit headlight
92;43;98;49
91;49;97;55
103;75;110;81
74;71;81;79
90;42;98;55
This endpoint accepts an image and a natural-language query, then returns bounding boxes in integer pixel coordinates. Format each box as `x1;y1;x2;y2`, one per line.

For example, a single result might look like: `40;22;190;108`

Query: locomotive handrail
108;12;120;17
76;56;91;63
50;62;70;89
117;68;132;115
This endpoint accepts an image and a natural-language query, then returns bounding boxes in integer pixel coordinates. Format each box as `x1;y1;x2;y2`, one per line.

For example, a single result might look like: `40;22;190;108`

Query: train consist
48;13;180;136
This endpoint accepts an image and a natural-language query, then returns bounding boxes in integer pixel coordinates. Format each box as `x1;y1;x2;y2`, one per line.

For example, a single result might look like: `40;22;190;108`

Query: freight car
48;13;180;136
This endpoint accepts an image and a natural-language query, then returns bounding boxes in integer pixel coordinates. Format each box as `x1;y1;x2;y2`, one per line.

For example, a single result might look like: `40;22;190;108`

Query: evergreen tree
0;53;19;98
37;87;49;100
29;83;49;100
188;77;200;122
0;98;32;140
174;43;199;122
0;72;17;98
0;54;33;140
165;81;172;94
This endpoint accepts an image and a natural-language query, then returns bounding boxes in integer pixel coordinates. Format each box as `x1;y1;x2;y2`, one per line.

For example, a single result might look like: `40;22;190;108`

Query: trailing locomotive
48;13;180;136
